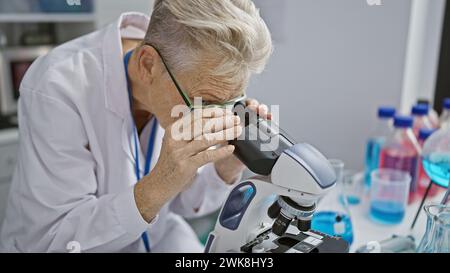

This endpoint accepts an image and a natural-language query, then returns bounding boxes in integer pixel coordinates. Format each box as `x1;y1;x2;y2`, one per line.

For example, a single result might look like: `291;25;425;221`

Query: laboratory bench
349;188;446;252
189;170;446;253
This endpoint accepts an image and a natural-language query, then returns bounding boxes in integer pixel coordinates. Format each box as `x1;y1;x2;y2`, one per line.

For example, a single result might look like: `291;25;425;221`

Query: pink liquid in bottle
379;116;421;203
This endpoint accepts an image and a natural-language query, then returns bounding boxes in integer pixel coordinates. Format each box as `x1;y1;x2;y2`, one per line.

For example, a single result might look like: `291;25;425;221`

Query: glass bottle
364;106;395;189
417;99;440;128
379;116;422;203
440;98;450;130
411;104;434;139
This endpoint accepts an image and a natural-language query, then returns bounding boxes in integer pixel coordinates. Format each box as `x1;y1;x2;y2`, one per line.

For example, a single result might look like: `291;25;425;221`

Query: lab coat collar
101;12;150;172
102;12;150;120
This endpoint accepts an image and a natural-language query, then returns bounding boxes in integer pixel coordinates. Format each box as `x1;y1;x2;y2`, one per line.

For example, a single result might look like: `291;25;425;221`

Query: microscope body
205;104;349;253
205;143;349;253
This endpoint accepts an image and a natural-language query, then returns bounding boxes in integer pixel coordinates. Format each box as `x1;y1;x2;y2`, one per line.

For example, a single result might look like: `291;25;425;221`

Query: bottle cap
444;98;450;110
418;128;436;141
411;104;429;116
417;99;430;106
378;107;396;118
394;115;413;128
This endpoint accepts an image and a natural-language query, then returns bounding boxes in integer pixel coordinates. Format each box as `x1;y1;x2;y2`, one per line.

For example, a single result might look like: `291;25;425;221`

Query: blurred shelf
0;128;18;144
0;116;18;131
0;13;95;23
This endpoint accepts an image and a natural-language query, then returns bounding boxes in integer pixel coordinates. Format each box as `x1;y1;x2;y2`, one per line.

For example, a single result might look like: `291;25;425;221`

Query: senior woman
0;0;272;252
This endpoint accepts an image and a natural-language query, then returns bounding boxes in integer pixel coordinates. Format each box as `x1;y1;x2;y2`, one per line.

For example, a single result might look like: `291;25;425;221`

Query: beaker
369;169;411;224
417;204;450;253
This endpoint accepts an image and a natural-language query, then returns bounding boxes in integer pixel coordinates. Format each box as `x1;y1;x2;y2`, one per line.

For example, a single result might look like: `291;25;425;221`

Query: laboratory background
0;0;449;253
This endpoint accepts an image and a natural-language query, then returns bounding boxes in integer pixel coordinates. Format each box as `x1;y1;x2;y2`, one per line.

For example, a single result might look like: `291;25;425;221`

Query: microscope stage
241;229;349;253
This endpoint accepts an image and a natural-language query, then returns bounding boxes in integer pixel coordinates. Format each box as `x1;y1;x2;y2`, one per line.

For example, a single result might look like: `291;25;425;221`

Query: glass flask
417;129;440;198
417;204;450;253
421;127;450;189
311;159;354;245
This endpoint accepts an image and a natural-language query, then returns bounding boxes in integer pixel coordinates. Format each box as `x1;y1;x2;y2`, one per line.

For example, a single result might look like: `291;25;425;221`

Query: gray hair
144;0;273;94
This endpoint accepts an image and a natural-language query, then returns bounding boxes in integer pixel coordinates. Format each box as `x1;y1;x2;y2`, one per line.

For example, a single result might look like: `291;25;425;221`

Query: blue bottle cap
411;104;429;116
444;98;450;110
417;99;430;106
394;115;413;128
378;106;396;118
418;128;436;141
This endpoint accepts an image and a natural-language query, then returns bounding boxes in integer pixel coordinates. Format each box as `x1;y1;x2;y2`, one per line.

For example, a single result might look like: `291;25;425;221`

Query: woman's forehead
184;73;245;103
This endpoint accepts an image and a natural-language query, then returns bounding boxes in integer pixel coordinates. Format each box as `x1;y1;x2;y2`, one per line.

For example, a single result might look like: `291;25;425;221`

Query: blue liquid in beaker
311;211;353;244
370;200;405;224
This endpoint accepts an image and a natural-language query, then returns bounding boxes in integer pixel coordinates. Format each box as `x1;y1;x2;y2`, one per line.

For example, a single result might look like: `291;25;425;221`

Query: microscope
205;103;349;253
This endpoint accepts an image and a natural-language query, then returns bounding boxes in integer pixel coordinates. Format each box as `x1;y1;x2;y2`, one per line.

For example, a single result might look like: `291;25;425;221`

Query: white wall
400;0;446;113
95;0;154;27
93;0;445;171
248;0;415;170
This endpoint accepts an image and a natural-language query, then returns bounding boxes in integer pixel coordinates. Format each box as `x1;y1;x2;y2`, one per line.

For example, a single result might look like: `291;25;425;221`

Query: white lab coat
0;13;235;253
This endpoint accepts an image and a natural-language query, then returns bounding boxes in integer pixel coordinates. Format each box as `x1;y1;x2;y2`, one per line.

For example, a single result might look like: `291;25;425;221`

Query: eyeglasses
146;44;246;110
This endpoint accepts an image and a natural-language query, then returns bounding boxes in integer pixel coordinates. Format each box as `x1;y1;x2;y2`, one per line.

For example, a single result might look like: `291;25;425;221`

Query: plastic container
379;116;421;203
417;129;440;198
369;169;411;225
417;99;440;128
411;104;434;139
440;98;450;130
364;107;396;188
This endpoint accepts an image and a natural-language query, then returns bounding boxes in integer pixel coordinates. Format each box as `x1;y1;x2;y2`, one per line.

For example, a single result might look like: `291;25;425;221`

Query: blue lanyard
124;50;156;253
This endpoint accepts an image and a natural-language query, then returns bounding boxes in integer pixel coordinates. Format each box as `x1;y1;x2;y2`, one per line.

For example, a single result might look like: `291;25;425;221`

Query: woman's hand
214;98;272;184
134;108;243;222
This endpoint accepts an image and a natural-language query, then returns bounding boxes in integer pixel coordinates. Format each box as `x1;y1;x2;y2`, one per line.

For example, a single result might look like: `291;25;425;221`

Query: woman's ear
137;45;161;84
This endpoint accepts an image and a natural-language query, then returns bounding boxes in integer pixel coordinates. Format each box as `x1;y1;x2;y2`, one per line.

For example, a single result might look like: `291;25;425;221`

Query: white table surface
348;188;446;252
